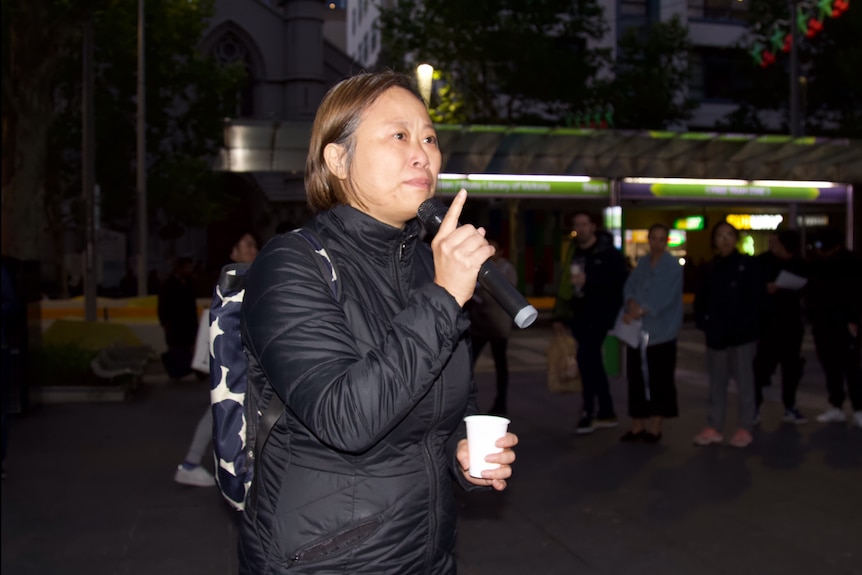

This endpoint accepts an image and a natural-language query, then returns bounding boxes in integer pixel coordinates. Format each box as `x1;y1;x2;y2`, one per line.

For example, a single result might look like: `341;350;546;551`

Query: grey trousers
706;341;758;433
184;407;212;465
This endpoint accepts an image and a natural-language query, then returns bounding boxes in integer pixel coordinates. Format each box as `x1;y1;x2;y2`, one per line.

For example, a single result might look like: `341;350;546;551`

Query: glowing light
678;258;686;266
416;64;434;106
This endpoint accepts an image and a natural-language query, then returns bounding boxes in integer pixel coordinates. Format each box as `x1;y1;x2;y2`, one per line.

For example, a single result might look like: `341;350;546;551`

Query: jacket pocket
285;515;383;568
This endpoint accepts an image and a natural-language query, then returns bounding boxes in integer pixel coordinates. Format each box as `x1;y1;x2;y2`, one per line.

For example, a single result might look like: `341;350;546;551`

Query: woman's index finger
437;189;466;236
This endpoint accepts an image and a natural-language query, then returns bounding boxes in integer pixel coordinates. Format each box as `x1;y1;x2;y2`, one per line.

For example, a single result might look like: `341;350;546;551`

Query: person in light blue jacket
618;224;683;443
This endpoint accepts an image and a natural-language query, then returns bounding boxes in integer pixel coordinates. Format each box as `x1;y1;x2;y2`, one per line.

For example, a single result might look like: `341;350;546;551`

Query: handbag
190;309;210;373
546;332;582;393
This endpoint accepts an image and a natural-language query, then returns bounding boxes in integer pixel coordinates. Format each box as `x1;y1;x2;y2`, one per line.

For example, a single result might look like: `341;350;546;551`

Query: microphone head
417;198;448;236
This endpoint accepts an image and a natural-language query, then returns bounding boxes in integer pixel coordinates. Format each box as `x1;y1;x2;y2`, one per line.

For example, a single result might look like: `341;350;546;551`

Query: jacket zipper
394;235;440;573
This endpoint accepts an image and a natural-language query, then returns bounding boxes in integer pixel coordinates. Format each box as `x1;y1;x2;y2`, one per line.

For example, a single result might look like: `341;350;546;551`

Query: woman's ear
324;143;347;180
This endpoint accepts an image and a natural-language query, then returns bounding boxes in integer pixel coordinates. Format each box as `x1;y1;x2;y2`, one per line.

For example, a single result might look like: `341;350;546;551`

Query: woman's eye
424;135;437;145
394;132;406;140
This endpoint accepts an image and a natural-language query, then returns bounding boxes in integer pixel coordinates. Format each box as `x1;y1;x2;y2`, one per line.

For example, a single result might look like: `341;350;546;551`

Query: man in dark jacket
157;257;198;380
753;229;808;424
553;211;628;434
805;227;862;427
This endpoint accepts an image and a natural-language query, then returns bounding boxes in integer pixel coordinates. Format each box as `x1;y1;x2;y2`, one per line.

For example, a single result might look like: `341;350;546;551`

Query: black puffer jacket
694;250;764;350
238;205;480;574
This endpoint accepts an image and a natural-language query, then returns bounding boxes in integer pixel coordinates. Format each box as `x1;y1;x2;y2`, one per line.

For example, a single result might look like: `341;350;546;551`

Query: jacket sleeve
623;256;646;305
242;234;470;455
693;262;710;331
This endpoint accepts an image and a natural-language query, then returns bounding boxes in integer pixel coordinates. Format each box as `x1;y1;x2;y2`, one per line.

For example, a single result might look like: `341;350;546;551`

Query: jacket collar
322;205;421;265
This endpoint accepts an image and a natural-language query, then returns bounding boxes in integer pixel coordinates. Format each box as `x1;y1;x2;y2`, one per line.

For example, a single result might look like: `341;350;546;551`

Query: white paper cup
464;415;510;478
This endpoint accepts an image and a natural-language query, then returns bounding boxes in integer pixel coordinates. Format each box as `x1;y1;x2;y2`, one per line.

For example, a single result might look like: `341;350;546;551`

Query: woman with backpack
238;72;518;574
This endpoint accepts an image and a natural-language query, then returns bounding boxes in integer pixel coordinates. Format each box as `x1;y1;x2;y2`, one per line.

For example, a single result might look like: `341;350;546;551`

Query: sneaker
729;428;753;448
576;414;596;435
174;464;216;487
594;416;619;429
782;407;808;424
853;411;862;428
693;427;723;446
815;407;847;423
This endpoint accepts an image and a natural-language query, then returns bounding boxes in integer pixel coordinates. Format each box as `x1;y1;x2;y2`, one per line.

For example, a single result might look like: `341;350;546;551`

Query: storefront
618;178;852;293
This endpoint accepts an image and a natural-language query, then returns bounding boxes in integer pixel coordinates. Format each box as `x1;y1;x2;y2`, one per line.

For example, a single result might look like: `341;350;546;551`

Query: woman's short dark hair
305;71;425;212
648;223;670;238
711;220;739;247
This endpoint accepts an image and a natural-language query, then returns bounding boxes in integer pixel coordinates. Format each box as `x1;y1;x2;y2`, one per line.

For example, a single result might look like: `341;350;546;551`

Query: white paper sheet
610;310;642;348
774;270;807;290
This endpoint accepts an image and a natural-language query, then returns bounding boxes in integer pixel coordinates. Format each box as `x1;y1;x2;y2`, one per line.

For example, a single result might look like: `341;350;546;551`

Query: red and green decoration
750;0;850;68
566;105;615;129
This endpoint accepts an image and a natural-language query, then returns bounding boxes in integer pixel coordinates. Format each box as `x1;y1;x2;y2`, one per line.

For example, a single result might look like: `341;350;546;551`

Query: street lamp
416;63;434;107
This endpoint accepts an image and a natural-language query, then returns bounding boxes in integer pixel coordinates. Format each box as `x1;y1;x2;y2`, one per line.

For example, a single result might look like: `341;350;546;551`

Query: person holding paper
618;224;683;443
753;229;808;425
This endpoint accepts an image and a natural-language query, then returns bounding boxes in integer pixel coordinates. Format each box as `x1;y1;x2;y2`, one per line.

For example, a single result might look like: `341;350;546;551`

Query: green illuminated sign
652;183;820;201
436;178;609;197
673;216;705;230
668;230;686;247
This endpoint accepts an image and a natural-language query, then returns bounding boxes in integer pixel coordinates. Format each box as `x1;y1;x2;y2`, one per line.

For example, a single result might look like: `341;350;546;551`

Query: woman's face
331;87;441;229
231;233;258;264
648;228;668;257
714;224;737;257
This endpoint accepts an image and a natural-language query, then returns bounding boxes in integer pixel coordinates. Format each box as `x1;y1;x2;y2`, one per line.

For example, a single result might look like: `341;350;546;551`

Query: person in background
552;211;628;435
752;229;808;424
468;239;517;415
158;257;198;380
174;232;259;488
693;221;764;448
238;71;517;574
805;226;862;427
618;224;683;443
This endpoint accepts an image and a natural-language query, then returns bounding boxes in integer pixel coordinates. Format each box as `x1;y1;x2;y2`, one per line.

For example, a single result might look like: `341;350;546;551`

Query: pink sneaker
693;427;723;446
729;428;753;448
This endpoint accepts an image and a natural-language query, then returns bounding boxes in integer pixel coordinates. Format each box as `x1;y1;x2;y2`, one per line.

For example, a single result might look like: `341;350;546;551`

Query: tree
602;16;696;130
719;0;862;137
2;0;243;293
379;0;611;125
2;0;101;261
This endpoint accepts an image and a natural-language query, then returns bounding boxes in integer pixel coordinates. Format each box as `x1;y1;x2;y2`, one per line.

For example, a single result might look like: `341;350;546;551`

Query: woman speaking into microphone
238;71;518;574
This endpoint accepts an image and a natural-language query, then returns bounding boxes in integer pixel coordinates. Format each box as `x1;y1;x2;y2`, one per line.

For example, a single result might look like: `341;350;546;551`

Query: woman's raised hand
431;190;495;307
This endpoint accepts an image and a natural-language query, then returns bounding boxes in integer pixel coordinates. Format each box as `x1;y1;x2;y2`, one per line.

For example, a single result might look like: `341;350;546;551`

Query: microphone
417;198;538;329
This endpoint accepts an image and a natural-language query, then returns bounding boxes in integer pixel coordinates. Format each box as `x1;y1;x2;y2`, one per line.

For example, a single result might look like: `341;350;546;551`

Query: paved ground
2;320;861;575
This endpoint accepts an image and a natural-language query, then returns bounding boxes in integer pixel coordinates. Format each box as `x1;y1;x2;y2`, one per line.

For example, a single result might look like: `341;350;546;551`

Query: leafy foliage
603;16;696;130
720;0;862;137
50;0;245;230
379;0;611;125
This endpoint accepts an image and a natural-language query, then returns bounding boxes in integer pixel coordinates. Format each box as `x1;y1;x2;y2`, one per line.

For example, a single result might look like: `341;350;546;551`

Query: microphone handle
477;261;538;329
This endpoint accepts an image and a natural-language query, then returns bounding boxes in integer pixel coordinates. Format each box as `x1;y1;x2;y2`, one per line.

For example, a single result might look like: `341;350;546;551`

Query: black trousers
812;320;862;411
753;320;804;410
625;339;678;419
575;331;616;420
471;335;509;404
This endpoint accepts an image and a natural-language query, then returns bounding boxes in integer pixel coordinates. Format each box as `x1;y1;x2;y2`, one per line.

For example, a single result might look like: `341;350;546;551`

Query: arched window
203;22;265;119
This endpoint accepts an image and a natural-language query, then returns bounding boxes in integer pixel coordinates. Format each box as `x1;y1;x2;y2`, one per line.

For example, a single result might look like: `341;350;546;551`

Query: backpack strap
247;227;340;513
293;227;341;300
